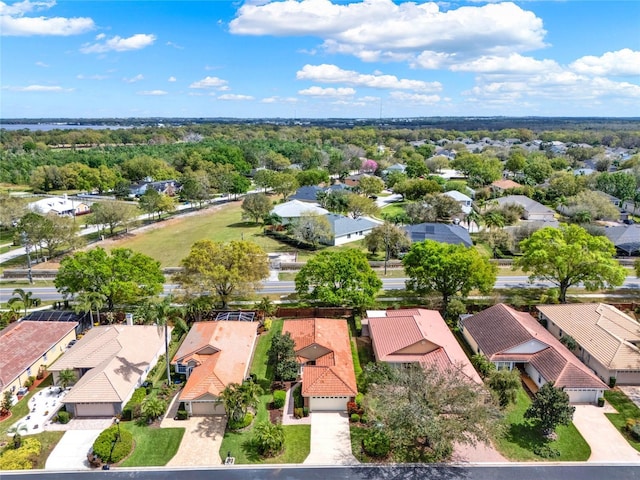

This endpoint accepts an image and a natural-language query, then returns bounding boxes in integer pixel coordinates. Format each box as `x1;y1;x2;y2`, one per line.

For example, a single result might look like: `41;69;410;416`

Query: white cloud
298;86;356;97
218;93;254;101
123;74;144;83
77;73;108;80
450;53;561;74
80;33;156;54
230;0;546;65
0;0;94;36
35;61;48;67
389;91;440;105
168;76;176;82
4;84;71;92
570;49;640;76
296;64;441;92
137;90;168;96
261;96;298;103
166;41;183;49
189;76;228;89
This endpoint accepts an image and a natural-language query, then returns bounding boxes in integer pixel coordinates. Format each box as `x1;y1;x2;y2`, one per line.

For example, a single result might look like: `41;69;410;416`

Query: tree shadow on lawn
241;437;262;462
227;221;260;228
504;419;549;453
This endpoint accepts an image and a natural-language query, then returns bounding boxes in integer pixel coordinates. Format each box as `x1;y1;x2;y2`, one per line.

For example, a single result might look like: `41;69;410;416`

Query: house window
27;367;32;376
559;329;563;337
347;234;351;239
538;375;542;384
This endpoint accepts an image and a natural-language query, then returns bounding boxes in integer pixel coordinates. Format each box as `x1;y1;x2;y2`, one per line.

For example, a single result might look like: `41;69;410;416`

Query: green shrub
292;384;304;408
92;425;133;464
631;423;640;441
0;438;41;470
57;411;70;424
273;390;286;409
122;387;147;420
303;407;309;417
625;418;637;431
533;444;560;459
228;412;254;431
253;421;285;457
263;318;273;331
350;413;360;423
294;407;303;419
362;428;390;458
24;377;35;388
355;393;364;408
609;376;617;388
354;316;362;335
177;410;188;420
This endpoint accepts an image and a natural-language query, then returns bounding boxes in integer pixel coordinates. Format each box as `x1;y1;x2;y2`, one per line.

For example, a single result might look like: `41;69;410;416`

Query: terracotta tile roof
491;179;522;190
173;321;257;401
464;304;607;390
0;321;77;390
537;303;640;371
366;309;482;384
283;318;357;397
51;325;167;403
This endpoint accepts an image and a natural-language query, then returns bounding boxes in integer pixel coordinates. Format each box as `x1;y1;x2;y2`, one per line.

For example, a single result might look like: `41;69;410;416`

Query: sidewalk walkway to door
303;412;358;465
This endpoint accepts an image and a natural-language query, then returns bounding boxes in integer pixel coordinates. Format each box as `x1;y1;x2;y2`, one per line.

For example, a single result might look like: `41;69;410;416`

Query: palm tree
57;368;76;389
255;297;276;320
221;379;263;424
74;291;106;326
482;211;506;231
465;208;483;233
8;288;40;318
8;423;28;448
141;397;167;421
573;210;592;224
148;296;185;386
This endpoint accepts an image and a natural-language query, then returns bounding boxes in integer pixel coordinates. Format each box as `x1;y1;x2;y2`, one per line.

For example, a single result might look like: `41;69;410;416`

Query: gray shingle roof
326;214;379;237
604;225;640;254
404;223;472;247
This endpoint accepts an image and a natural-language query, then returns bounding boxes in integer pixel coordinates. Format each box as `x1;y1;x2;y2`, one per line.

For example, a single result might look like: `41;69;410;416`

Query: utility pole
21;232;33;284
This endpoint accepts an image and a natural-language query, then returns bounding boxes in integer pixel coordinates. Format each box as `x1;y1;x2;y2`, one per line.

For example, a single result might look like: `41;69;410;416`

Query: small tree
57;368;76;389
241;193;272;224
267;333;298;381
253;421;285;457
488;369;521;407
221;379;263;424
471;354;496;379
8;423;28;448
524;382;575;435
1;390;13;414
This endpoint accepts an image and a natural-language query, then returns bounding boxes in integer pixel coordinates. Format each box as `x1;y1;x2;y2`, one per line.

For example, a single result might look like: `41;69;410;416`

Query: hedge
122;387;147;421
92;425;133;464
273;390;286;409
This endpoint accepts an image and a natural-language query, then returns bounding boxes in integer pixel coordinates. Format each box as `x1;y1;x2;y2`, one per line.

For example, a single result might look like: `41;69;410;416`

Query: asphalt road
2;464;640;480
2;275;639;303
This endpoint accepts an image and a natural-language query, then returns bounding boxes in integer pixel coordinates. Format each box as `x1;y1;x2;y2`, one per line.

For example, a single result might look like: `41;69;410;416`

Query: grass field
494;388;590;461
119;423;185;467
604;389;640;452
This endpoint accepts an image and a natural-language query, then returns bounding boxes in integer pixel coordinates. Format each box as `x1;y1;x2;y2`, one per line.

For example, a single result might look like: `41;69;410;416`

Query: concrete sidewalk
303;412;358;465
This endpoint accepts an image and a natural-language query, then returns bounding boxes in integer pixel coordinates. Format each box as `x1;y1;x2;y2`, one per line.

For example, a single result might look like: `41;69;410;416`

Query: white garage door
567;389;598;404
615;371;640;385
309;396;348;412
74;403;116;417
191;401;225;415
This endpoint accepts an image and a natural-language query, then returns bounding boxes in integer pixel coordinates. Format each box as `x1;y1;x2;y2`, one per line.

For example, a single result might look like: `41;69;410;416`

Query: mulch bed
269;408;283;425
0;411;12;423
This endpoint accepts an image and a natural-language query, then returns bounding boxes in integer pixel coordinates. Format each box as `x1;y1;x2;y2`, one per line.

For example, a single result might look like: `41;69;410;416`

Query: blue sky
1;0;639;119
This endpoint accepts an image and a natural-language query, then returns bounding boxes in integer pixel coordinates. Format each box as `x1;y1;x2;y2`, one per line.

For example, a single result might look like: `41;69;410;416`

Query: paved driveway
573;404;640;462
161;415;226;466
45;429;103;470
304;412;358;465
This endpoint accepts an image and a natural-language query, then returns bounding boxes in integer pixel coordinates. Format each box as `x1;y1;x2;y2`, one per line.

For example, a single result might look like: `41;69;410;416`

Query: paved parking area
45;429;103;470
573;404;640;462
161;415;226;466
303;412;358;465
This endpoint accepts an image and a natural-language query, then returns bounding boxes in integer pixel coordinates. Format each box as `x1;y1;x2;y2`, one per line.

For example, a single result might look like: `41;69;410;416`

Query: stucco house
0;321;77;397
171;321;258;415
283;318;357;412
460;304;607;403
443;190;473;215
270;200;329;225
365;309;481;384
404;222;473;247
50;325;166;417
494;195;556;222
537;303;640;386
325;213;381;246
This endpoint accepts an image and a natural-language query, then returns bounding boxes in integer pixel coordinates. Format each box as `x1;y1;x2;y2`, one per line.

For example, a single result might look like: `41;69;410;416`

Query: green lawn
219;318;311;464
32;431;66;469
604;389;640;452
103;202;291;266
119;422;185;467
494;388;590;461
380;201;406;220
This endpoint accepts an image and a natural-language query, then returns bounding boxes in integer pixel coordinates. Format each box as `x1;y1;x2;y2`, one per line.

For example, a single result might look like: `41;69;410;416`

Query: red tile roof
283;318;357;397
464;304;607;390
0;321;77;390
367;309;482;384
173;321;257;401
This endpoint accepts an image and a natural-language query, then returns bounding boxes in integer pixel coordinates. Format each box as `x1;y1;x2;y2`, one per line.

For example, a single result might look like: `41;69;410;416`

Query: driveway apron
304;412;358;465
45;429;103;470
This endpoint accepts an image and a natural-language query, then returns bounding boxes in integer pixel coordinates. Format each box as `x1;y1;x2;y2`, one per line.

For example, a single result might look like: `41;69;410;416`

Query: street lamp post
21;232;33;285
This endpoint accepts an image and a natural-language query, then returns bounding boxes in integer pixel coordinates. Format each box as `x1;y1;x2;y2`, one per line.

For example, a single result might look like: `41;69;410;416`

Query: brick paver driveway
161;415;226;466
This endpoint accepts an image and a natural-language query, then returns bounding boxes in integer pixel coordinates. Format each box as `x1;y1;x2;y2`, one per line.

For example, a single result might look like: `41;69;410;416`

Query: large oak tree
175;240;269;308
402;240;497;309
515;224;627;303
55;247;164;311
